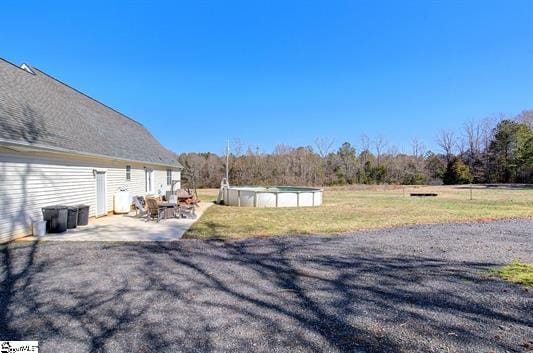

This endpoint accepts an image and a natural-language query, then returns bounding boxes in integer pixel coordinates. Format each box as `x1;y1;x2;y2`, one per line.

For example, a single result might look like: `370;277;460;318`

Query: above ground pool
223;186;323;208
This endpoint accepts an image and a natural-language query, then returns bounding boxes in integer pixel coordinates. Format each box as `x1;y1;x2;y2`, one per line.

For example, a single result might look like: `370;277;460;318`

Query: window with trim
167;169;172;185
126;165;131;181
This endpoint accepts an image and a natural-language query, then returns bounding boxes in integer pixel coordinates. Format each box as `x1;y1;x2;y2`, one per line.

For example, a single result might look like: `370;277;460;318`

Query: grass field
491;261;533;287
187;185;533;239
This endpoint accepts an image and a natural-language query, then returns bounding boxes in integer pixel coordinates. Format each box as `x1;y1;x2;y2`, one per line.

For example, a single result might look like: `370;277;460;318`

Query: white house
0;58;182;242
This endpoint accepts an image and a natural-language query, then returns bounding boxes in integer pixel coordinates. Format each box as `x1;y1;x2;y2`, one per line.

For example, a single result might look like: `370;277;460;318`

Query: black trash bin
77;205;90;226
42;206;68;233
66;206;78;229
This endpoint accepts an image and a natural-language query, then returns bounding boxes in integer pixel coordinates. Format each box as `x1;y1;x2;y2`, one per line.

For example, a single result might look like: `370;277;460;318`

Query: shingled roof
0;58;181;168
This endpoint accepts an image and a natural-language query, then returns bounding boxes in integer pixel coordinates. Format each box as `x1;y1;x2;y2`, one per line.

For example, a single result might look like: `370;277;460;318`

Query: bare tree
460;120;485;181
480;117;497;152
175;109;530;188
314;137;335;186
515;109;533;127
411;138;425;159
437;130;456;162
456;137;467;156
178;153;206;188
373;135;388;167
360;134;370;152
411;138;426;172
314;137;335;159
231;138;243;157
464;120;482;155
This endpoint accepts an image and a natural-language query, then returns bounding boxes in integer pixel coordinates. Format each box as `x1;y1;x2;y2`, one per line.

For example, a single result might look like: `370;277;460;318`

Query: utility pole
217;140;231;205
225;139;230;183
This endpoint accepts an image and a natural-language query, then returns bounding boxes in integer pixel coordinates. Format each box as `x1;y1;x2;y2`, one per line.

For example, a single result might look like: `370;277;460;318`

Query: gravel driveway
1;220;532;353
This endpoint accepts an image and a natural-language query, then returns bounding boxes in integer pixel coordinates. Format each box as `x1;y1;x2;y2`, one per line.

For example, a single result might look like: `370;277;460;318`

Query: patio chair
177;201;197;219
145;197;164;222
133;196;146;216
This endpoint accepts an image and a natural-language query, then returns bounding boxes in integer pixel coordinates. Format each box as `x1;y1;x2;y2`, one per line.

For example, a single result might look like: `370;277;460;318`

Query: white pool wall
224;187;323;208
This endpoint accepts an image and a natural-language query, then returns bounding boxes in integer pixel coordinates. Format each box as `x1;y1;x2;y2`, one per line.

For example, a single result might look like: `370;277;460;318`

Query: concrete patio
24;202;213;242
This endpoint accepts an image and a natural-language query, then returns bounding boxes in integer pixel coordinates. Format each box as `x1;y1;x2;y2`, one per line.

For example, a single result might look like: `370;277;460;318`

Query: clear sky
1;0;532;155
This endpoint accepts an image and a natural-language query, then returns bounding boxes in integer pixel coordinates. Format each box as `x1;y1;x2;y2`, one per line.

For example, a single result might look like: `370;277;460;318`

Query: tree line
178;110;532;188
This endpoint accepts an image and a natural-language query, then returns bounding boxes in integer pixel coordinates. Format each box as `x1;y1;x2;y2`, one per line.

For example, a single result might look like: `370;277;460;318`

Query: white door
145;169;154;194
96;171;107;217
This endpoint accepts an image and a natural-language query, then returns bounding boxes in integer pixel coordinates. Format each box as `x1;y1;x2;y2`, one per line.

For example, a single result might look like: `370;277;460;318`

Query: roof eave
0;138;183;169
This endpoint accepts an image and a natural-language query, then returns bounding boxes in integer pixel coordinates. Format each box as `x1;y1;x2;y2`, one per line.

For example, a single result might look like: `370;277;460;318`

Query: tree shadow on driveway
1;235;531;353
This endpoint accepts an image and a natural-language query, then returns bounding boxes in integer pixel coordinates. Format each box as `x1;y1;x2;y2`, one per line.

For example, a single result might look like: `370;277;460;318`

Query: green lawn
491;261;533;287
187;185;533;239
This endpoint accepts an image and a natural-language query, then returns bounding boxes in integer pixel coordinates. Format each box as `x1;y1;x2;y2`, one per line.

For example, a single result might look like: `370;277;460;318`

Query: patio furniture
177;200;196;219
176;189;200;208
145;197;165;222
159;202;178;220
176;189;193;201
146;194;163;201
174;189;199;219
179;206;196;219
133;196;147;216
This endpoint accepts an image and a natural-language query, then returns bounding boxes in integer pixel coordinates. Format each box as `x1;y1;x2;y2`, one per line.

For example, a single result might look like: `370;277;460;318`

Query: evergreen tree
443;158;472;184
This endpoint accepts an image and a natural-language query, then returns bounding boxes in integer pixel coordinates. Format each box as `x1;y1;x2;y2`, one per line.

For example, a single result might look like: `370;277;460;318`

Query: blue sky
1;0;532;155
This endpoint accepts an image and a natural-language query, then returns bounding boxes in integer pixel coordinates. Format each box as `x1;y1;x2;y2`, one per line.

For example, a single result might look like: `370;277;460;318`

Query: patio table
158;202;178;219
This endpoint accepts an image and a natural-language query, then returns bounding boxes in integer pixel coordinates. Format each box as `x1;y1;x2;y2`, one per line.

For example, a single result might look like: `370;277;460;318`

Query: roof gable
0;58;181;168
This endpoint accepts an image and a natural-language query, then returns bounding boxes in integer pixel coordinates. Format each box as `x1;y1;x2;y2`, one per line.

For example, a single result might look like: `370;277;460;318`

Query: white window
167;169;172;186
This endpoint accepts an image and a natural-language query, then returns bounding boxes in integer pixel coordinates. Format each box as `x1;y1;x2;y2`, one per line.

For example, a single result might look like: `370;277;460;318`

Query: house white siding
0;148;180;242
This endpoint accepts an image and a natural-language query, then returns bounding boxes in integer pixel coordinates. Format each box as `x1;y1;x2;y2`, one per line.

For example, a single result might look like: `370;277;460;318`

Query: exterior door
96;171;107;217
145;169;154;194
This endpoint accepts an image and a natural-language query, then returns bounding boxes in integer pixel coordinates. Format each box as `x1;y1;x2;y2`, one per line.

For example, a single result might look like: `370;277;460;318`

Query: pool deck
19;202;213;242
